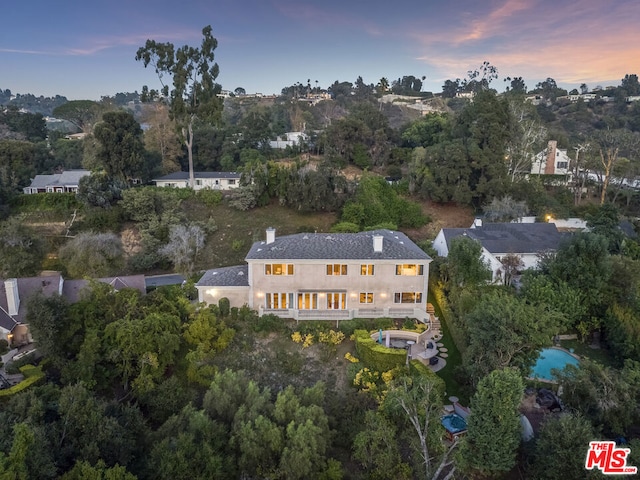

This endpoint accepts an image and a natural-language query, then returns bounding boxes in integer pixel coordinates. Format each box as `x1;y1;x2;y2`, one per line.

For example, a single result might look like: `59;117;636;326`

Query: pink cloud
413;1;640;86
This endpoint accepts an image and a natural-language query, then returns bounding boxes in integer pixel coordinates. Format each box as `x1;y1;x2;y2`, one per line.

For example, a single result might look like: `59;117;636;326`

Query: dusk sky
2;0;639;100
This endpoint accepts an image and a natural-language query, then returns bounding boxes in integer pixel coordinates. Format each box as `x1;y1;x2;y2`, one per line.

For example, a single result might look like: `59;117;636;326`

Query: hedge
430;281;467;355
354;330;407;372
0;365;45;397
409;359;446;393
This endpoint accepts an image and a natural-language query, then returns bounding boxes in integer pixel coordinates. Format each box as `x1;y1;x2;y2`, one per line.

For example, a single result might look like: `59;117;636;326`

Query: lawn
427;290;468;405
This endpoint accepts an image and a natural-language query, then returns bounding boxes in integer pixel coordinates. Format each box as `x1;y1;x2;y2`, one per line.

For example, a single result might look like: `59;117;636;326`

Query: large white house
531;140;572;179
196;228;431;322
153;171;241;190
23;170;90;194
432;220;565;283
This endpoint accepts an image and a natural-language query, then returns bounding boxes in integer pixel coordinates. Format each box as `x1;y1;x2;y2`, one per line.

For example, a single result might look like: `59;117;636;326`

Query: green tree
446;236;491;288
0;423;35;480
183;306;234;385
61;460;138;480
530;413;598;480
149;404;226;480
104;312;181;395
25;293;73;365
0;217;44;277
544;232;612;325
59;232;124;278
554;359;640;434
520;273;587;331
457;369;524;477
93;110;145;182
352;410;411;480
463;292;559;383
52;100;105;133
136;25;223;188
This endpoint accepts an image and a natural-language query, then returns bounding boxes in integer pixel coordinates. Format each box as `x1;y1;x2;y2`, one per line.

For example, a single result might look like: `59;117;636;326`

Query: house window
557;162;568;169
326;264;348;275
394;292;423;304
228;179;236;185
266;293;293;309
265;264;294;275
196;179;202;186
360;264;374;275
359;292;374;304
327;292;346;309
395;264;423;276
298;292;318;310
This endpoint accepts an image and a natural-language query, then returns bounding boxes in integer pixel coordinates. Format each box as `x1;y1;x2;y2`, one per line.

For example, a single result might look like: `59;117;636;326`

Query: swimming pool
530;348;580;381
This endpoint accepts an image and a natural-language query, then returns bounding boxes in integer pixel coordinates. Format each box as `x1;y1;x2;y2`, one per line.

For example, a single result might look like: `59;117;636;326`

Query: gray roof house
197;229;431;322
1;273;146;347
153;171;241;191
432;220;565;282
23;170;90;194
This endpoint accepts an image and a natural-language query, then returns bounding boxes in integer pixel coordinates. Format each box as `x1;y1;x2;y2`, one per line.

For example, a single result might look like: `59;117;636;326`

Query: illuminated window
395;264;424;276
327;292;346;309
326;264;348;275
359;292;374;304
265;264;294;275
266;293;293;309
394;292;423;304
360;264;374;275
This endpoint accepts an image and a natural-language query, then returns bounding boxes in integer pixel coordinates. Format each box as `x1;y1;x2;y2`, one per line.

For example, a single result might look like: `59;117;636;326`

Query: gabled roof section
62;275;147;303
153;171;241;181
245;229;430;261
196;265;249;287
442;223;563;255
27;170;90;188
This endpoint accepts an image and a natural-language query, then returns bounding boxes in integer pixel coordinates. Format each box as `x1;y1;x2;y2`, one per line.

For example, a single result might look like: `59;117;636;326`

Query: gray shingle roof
245;229;430;261
27;170;90;188
442;223;563;254
153;171;241;181
0;307;18;332
196;265;249;287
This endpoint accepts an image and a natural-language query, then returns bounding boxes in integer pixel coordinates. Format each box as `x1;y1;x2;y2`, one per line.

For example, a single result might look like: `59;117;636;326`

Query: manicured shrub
0;365;45;397
354;330;407;372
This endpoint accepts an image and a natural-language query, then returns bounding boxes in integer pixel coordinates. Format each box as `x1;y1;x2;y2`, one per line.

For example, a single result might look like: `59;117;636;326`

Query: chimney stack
373;234;383;252
266;227;276;245
545;140;557;175
4;279;20;316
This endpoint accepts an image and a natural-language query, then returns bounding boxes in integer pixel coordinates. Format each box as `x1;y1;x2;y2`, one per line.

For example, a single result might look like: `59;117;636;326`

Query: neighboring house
269;132;308;149
197;228;431;322
432;220;564;283
23;170;90;194
0;274;146;347
152;171;241;190
530;140;572;181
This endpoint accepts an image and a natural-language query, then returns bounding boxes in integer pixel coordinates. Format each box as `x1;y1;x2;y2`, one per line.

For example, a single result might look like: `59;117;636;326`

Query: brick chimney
544;140;557;175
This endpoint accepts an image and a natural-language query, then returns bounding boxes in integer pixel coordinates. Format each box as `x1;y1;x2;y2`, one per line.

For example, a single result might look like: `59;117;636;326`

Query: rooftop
442;222;564;254
196;265;249;287
153;171;241;181
245;229;431;261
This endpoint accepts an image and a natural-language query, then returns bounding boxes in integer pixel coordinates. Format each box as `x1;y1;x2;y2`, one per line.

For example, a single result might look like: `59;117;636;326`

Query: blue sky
2;0;639;100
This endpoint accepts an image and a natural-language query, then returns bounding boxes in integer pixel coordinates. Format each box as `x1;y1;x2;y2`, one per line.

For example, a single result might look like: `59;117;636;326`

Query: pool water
441;414;467;434
530;348;580;381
